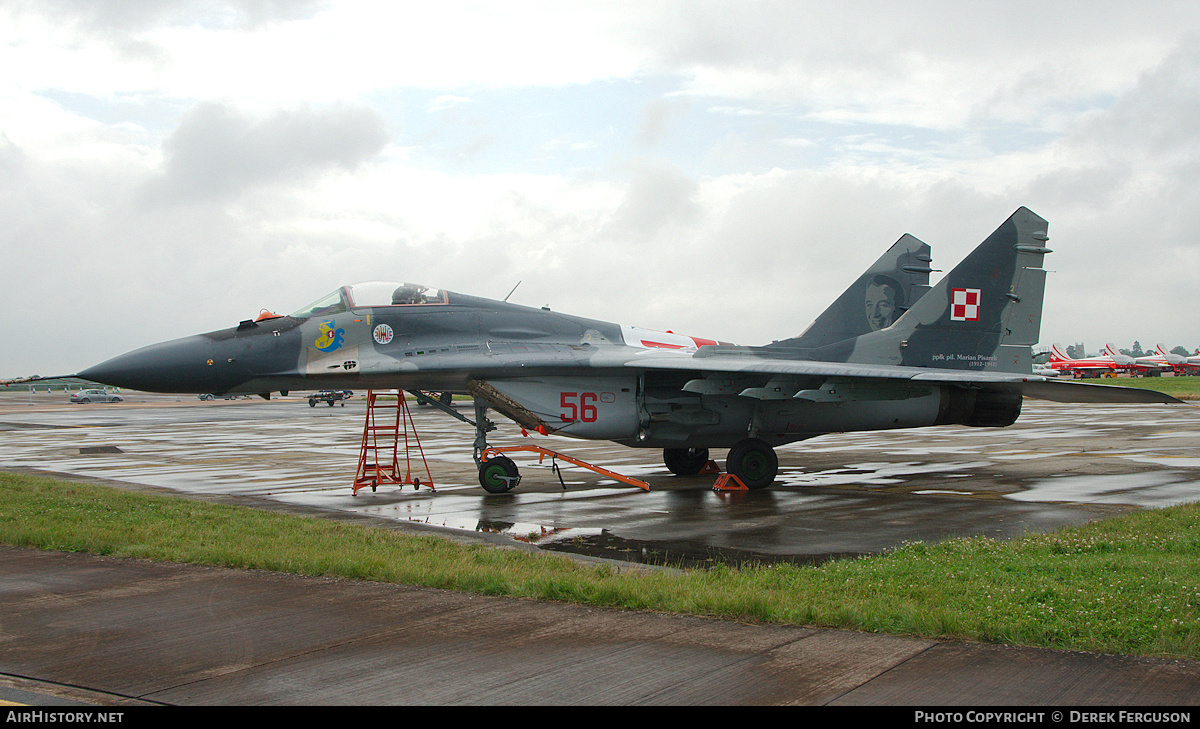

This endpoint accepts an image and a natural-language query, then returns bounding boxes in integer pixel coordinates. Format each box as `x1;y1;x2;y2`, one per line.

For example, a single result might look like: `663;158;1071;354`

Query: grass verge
2;470;1198;660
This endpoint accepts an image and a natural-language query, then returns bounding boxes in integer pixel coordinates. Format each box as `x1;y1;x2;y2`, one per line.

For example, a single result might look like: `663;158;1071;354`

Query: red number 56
560;392;598;422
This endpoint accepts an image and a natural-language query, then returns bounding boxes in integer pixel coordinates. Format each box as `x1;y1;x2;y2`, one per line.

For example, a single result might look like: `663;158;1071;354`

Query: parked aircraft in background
1103;344;1176;377
72;207;1183;492
1049;344;1134;378
1151;344;1200;375
1180;347;1200;374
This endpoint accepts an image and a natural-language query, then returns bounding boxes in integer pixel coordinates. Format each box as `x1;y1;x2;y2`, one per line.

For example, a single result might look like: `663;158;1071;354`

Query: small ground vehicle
309;390;353;407
70;389;122;404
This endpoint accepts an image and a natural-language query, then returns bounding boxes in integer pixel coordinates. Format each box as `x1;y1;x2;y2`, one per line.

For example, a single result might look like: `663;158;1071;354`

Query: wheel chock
699;460;721;475
712;473;748;491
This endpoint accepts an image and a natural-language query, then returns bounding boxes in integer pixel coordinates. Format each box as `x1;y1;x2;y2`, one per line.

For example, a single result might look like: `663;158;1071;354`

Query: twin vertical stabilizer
812;207;1050;373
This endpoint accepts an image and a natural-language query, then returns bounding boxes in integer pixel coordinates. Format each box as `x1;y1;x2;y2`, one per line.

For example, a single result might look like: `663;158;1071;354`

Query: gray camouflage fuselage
79;207;1182;461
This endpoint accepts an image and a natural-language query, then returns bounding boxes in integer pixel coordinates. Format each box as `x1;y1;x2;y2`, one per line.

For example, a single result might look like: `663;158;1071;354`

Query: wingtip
1;373;79;386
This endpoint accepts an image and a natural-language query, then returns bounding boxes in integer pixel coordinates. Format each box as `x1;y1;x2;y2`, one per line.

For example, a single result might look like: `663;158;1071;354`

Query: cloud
1065;40;1200;163
428;95;473;113
152;101;389;201
6;2;1200;378
635;96;691;148
3;0;328;70
10;0;327;33
0;131;26;171
603;159;701;240
639;2;1192;133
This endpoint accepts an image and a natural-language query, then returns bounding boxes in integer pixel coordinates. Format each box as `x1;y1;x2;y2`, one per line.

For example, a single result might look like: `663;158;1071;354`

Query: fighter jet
1049;343;1134;378
1179;347;1200;375
1032;363;1062;377
1103;343;1184;376
77;207;1183;492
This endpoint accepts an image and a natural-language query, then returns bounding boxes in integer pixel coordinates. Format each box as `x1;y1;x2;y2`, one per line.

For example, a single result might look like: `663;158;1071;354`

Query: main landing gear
662;438;778;490
725;438;778;490
662;447;710;476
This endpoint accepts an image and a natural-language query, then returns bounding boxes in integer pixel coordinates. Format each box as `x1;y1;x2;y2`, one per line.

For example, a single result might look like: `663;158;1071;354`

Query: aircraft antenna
503;280;522;302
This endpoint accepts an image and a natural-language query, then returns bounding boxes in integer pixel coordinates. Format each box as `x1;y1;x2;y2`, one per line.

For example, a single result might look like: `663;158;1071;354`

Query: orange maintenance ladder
353;390;434;495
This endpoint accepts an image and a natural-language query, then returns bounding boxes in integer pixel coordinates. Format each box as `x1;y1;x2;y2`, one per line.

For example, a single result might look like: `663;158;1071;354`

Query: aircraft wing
597;347;1187;405
1013;378;1184;403
1;374;83;387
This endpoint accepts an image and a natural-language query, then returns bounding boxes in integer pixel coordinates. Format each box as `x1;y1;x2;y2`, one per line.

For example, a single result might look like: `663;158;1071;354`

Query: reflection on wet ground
2;392;1198;568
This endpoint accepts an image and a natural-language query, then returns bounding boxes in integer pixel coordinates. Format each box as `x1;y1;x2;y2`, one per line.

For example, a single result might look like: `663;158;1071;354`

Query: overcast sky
3;0;1199;378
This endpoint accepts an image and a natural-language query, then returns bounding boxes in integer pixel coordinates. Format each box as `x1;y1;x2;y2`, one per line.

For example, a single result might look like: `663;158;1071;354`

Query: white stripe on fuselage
620;324;719;350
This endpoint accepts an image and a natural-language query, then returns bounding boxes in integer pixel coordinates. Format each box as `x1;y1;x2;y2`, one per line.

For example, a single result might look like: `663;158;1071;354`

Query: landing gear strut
469;399;515;492
725;438;778;490
470;397;529;493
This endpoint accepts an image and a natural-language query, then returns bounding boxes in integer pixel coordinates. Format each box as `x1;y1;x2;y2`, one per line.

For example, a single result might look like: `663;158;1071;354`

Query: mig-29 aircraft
75;207;1183;492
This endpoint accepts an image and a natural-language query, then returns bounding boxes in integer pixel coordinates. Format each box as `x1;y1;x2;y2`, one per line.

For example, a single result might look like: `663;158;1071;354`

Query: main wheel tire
309;400;316;407
663;447;710;476
726;438;778;490
479;456;520;493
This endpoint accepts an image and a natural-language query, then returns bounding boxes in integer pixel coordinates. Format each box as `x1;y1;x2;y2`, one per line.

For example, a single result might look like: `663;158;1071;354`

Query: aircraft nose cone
79;335;217;393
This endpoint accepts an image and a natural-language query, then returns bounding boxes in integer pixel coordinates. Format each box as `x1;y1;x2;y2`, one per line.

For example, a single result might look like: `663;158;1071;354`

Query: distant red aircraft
1104;340;1190;376
1147;344;1200;375
1102;343;1176;377
1049;343;1133;378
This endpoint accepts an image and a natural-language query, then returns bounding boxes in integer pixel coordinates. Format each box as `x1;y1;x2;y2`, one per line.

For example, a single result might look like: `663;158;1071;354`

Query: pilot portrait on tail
864;274;903;331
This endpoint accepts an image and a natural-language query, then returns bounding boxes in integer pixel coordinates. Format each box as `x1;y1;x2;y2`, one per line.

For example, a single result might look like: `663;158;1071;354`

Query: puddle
79;445;124;454
778;461;992;489
1009;472;1200;508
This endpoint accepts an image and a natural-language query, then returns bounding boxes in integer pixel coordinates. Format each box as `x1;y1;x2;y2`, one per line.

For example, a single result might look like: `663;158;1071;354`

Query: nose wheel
478;455;520;493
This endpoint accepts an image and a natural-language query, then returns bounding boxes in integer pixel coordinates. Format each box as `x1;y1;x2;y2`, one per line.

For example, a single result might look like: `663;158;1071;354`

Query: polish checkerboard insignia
950;288;981;321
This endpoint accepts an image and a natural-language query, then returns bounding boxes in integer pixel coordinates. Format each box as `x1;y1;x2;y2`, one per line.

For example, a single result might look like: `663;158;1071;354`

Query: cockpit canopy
290;281;447;318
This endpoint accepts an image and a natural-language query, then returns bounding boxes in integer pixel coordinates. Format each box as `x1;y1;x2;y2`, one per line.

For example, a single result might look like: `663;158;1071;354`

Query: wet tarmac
3;390;1200;706
1;391;1198;566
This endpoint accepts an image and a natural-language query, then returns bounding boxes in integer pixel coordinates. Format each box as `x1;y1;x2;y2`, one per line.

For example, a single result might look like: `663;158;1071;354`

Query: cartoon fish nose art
315;321;345;352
